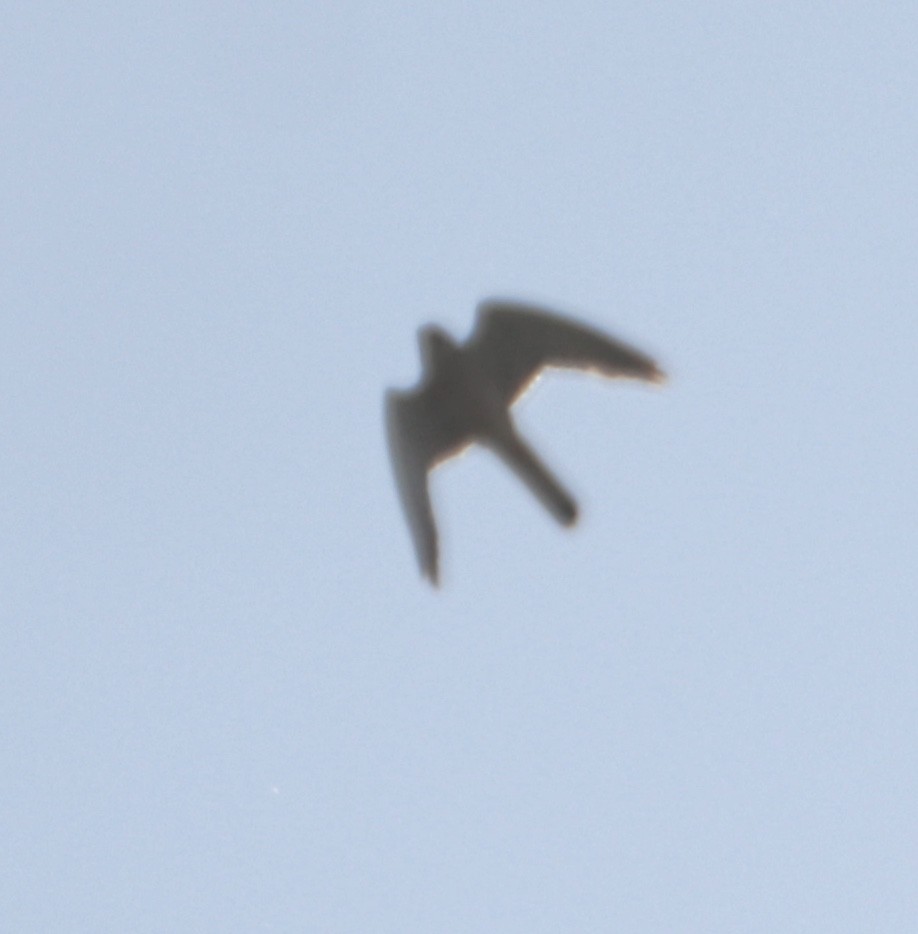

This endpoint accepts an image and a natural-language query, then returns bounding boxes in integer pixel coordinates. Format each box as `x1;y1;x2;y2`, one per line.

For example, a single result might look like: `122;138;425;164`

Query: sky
3;3;918;931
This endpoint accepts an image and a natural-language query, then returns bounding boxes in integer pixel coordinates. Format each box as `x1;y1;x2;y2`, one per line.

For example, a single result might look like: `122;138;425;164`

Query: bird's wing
385;387;470;585
469;300;666;405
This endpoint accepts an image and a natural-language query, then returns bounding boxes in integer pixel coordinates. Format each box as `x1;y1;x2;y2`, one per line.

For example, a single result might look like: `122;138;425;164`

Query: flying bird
385;299;665;584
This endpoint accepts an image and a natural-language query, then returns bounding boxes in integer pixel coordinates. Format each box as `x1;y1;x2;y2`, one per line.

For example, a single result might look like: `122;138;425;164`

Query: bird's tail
492;435;578;526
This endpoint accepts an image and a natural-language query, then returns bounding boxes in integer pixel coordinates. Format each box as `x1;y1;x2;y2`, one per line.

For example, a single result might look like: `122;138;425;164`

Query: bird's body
385;300;665;584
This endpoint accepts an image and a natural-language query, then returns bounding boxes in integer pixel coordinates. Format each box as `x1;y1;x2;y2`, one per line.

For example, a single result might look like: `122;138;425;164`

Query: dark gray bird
385;299;665;584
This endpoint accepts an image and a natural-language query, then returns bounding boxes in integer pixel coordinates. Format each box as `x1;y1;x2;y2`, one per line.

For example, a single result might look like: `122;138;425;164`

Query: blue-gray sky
4;4;918;931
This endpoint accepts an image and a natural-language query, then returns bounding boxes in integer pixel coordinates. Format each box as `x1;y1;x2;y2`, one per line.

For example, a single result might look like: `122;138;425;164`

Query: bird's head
418;325;458;370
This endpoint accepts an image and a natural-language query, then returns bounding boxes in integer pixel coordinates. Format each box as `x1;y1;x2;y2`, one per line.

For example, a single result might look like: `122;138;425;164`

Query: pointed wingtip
422;556;440;588
648;364;667;385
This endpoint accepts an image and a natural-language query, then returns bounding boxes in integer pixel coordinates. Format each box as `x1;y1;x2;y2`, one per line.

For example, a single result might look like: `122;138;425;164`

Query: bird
385;299;665;585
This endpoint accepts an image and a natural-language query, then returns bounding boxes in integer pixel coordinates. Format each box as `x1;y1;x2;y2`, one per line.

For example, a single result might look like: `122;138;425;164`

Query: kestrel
385;299;665;584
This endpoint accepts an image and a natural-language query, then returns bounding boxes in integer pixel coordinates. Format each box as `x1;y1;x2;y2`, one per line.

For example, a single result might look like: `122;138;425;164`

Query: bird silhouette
385;299;665;584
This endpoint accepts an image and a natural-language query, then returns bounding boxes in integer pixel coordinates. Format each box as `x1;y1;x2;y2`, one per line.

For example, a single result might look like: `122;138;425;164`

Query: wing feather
469;300;665;404
385;388;469;585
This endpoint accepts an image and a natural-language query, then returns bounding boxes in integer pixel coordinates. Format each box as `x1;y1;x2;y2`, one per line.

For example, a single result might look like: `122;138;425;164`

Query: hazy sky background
4;4;918;931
